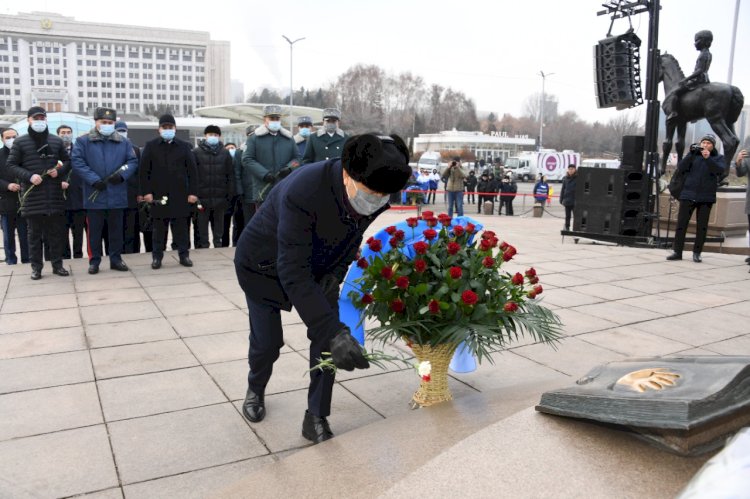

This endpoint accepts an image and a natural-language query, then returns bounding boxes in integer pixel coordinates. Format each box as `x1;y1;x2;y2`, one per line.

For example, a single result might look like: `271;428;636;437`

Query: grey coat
735;156;750;215
239;125;299;202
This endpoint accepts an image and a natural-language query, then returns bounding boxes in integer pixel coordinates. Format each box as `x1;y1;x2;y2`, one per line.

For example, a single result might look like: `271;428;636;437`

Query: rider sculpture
664;30;713;124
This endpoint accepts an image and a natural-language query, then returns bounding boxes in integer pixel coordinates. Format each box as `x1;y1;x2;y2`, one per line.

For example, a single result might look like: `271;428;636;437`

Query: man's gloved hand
263;173;275;184
319;274;340;304
93;180;107;191
330;327;370;371
276;166;294;180
108;174;124;185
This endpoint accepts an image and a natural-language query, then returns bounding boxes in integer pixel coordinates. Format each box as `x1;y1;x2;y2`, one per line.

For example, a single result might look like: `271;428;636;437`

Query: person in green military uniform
301;108;347;164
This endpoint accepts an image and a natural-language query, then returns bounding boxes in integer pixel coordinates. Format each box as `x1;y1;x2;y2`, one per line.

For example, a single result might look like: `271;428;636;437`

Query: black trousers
564;205;574;229
63;210;86;259
501;198;515;216
673;200;713;254
152;217;189;259
221;196;245;248
246;295;337;417
87;209;124;265
196;207;226;248
123;207;139;254
466;188;476;204
427;188;437;204
26;214;66;271
242;202;257;227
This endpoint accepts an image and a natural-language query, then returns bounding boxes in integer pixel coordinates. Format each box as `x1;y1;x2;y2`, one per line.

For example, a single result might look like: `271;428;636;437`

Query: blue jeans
447;191;464;217
1;213;29;264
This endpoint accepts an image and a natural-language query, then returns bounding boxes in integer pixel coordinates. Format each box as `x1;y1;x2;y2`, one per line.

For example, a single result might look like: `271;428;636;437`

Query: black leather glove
329;327;370;371
263;173;275;183
93;181;107;191
276;166;294;180
319;274;340;304
107;174;124;185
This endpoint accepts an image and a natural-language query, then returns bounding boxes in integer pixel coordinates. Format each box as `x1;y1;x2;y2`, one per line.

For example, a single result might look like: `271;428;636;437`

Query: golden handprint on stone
615;368;681;393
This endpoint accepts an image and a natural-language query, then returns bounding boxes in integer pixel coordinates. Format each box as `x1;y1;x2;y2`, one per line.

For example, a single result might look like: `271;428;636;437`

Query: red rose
525;267;537;277
428;299;440;314
452;225;465;237
529;276;539;284
425;217;438;228
527;290;538;299
421;210;434;220
413;241;429;255
366;236;374;244
438;214;452;227
512;272;524;285
499;241;509;251
390;299;405;313
396;276;410;289
504;302;519;312
447;242;461;255
385;225;397;235
505;245;517;256
449;266;462;279
502;251;513;262
461;289;478;305
423;229;438;241
394;230;405;241
407;217;419;228
465;223;476;233
361;293;374;304
490;237;499;248
389;237;399;248
368;239;382;252
482;230;496;240
381;266;393;280
533;285;543;295
357;257;369;269
480;239;492;251
414;259;427;273
422;374;431;382
482;256;495;268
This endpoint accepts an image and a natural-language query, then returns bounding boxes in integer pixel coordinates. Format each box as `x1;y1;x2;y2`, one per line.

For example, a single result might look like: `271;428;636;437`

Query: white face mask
267;121;281;133
3;138;14;149
30;120;48;133
117;131;128;139
346;176;389;215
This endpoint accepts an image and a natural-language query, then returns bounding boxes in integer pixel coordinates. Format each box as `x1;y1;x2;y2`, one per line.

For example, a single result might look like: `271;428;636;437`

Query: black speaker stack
594;32;643;110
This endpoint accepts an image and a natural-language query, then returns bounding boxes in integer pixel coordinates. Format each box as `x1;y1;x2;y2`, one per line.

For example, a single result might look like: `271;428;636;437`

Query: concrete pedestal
659;187;748;237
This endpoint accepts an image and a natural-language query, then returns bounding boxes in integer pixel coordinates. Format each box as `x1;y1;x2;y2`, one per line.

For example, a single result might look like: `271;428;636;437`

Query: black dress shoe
110;261;129;272
745;256;750;264
302;410;333;444
242;387;265;423
151;259;162;270
666;252;682;261
52;267;69;277
30;269;42;280
693;253;702;263
88;264;99;275
179;256;193;267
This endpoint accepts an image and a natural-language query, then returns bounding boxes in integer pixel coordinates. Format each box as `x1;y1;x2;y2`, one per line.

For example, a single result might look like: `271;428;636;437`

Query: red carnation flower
368;239;382;252
461;289;478;305
396;276;410;289
533;285;543;295
452;225;465;237
428;299;440;314
529;276;539;284
407;217;419;228
525;267;537;277
447;242;461;255
361;293;374;304
480;239;493;251
390;299;405;313
421;210;434;220
423;229;438;241
385;226;397;235
425;217;438;228
504;302;519;312
413;241;429;255
449;266;462;279
357;257;369;269
381;266;393;280
465;223;476;233
414;259;427;273
512;272;524;285
394;230;405;241
482;256;495;268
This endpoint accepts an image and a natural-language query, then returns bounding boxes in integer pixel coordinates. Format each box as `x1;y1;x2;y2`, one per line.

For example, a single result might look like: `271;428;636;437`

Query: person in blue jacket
71;107;138;274
533;175;550;204
234;133;412;444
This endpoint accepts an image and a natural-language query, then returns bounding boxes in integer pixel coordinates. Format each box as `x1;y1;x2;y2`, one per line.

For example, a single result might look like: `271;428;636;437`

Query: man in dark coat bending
139;114;199;269
234;134;412;444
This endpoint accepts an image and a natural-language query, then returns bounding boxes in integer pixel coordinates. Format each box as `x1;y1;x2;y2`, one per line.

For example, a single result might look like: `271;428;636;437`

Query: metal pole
728;0;740;84
282;36;305;130
539;70;554;150
643;0;661;237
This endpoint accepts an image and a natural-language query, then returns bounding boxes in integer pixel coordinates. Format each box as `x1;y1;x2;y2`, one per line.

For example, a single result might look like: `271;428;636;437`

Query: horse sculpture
659;53;744;173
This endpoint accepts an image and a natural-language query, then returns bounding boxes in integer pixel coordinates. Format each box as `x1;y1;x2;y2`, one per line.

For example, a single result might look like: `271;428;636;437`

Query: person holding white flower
71;107;138;274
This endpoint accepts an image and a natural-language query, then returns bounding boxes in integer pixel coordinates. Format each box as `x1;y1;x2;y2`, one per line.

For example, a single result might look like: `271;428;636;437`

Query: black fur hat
204;125;221;136
342;134;411;194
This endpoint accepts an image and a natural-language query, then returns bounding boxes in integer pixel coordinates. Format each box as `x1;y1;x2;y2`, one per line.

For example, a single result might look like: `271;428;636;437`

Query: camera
450;161;457;167
690;143;704;154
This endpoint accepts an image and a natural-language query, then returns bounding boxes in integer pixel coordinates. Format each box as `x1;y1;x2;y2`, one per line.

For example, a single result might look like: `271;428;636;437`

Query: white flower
418;361;432;377
120;164;129;172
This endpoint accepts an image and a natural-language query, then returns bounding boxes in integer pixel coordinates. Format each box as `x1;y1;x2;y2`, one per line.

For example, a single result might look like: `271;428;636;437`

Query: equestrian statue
659;30;744;173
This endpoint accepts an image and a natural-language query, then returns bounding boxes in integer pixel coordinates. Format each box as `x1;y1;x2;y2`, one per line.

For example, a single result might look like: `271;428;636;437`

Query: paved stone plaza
1;209;749;498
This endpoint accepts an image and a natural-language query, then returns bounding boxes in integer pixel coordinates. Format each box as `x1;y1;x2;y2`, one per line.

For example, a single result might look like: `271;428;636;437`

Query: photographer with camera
442;156;466;217
666;134;725;263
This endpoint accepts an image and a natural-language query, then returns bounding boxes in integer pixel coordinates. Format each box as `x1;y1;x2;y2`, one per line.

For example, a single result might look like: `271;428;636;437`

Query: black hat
27;106;46;118
700;134;717;147
452;156;461;162
158;114;176;126
342;133;411;194
204;125;221;136
94;107;117;121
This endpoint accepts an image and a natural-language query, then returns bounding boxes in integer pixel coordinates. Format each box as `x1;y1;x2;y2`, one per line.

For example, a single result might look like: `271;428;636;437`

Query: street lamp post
538;70;554;150
282;35;305;130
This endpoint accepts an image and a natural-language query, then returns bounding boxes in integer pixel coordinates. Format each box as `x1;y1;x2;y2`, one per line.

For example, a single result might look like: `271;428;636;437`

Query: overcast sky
7;0;749;124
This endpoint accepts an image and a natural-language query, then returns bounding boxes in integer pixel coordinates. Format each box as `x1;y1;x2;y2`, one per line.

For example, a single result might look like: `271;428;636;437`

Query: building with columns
0;11;230;116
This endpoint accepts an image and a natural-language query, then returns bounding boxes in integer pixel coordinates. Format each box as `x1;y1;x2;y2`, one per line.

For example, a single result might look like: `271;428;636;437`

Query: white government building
0;11;230;116
412;130;537;164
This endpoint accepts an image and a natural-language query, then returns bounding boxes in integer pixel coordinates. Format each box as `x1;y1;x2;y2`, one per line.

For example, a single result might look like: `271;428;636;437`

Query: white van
581;158;620;169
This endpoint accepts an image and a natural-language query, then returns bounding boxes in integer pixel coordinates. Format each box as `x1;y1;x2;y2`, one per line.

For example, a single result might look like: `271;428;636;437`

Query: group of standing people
474;170;518;216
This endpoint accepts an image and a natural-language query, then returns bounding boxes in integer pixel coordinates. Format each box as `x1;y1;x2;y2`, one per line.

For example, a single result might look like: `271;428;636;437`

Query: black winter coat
0;146;20;215
63;145;85;211
125;145;141;210
139;137;198;218
464;174;478;190
193;141;234;209
559;173;577;207
500;179;518;200
234;159;387;342
678;149;725;203
5;130;70;217
477;179;493;196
